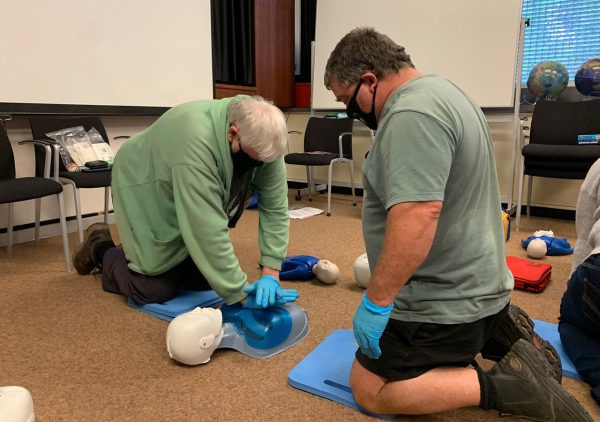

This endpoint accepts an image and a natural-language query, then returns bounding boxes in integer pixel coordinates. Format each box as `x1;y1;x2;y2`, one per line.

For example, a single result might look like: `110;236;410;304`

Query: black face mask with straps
226;145;262;228
231;148;263;173
346;79;378;130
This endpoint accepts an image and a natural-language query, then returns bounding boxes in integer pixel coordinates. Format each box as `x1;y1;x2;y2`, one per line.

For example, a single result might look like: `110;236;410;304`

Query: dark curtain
296;0;317;83
211;0;254;86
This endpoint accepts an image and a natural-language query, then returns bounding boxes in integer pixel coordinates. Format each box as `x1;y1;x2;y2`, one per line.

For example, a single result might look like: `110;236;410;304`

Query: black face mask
231;148;263;173
346;79;378;130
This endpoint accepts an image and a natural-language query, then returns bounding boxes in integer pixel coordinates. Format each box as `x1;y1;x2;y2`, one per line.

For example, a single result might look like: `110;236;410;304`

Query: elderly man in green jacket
73;95;298;309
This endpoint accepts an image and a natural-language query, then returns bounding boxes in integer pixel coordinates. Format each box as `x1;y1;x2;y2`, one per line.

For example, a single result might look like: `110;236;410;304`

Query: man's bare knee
350;359;387;413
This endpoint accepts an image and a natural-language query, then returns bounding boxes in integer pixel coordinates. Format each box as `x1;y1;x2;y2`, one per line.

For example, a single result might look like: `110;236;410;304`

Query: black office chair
285;117;356;216
28;116;112;243
516;99;600;230
0;117;71;270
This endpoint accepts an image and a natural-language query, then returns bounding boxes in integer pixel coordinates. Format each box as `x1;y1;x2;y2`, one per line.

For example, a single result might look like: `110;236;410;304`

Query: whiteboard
312;0;523;109
0;0;213;109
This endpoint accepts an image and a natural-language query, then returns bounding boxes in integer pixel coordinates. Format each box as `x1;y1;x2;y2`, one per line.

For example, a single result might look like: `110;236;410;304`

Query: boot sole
509;304;563;384
72;223;110;275
505;339;592;421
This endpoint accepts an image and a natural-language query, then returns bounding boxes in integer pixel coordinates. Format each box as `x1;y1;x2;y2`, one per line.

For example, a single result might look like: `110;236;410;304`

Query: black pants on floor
101;246;211;305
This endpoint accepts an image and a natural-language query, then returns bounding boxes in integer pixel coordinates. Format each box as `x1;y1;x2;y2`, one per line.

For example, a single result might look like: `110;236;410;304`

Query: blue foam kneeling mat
289;324;580;416
127;290;225;322
532;319;580;380
288;329;393;419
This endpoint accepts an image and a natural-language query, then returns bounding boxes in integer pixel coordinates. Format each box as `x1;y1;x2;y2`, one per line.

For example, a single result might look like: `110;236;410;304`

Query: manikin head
166;307;224;365
353;253;371;288
312;260;340;285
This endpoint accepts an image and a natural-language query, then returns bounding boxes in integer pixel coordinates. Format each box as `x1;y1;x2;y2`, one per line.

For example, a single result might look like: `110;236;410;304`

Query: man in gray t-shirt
324;27;591;421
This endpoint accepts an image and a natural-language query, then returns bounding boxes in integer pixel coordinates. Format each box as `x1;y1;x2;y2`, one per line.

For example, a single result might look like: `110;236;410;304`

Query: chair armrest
338;131;352;158
287;130;303;154
18;139;61;181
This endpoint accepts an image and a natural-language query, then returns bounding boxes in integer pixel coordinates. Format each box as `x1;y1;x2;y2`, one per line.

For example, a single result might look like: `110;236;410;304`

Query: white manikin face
312;259;340;285
166;307;224;365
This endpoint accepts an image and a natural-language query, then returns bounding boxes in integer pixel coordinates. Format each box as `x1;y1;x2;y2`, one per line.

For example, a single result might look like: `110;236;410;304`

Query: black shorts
356;304;509;381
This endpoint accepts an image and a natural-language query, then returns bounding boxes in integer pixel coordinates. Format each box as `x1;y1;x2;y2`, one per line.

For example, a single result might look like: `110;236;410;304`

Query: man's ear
362;72;378;93
227;124;239;143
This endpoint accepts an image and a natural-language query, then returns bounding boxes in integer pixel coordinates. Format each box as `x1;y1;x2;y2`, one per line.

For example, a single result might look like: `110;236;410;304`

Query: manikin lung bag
166;303;309;363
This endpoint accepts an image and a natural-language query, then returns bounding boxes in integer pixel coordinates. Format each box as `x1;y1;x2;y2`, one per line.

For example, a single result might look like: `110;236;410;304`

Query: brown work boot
72;223;113;275
483;304;562;384
487;339;592;421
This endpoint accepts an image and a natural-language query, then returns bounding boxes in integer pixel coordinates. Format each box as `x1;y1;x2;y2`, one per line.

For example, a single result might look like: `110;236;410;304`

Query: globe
527;61;569;99
575;58;600;97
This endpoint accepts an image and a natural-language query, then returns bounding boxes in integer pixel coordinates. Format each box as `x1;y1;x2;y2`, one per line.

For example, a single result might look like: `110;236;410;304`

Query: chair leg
104;186;110;224
327;163;334;216
34;198;41;241
57;193;72;272
73;186;84;243
7;203;14;257
516;160;525;232
305;166;312;201
349;160;356;206
527;176;533;218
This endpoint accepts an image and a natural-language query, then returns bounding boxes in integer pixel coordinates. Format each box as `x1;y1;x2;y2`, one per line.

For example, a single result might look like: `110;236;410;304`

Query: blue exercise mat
532;319;580;380
289;330;393;419
127;290;225;322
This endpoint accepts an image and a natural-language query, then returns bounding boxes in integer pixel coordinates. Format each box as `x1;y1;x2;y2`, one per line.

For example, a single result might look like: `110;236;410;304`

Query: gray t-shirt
572;159;600;273
362;74;513;324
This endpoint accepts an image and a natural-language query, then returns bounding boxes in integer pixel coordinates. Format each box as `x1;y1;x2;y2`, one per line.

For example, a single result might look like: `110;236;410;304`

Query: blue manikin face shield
217;302;309;359
346;79;378;130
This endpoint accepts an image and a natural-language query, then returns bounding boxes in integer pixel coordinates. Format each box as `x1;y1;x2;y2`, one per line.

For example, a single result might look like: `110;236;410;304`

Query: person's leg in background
560;254;600;405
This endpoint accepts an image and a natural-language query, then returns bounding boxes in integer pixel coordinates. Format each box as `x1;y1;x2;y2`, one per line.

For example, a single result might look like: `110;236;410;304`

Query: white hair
227;96;288;162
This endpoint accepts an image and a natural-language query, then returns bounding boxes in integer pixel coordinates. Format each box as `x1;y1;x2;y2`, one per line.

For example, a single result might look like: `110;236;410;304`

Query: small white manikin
0;386;35;422
312;260;340;285
353;253;371;288
527;238;548;259
166;307;224;365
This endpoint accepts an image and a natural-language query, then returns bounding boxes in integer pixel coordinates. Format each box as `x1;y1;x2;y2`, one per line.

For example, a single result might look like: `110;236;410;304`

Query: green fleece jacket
111;97;289;304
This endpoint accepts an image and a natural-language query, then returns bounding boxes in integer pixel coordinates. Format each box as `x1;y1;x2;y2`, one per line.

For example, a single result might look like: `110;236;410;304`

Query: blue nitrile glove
243;275;300;309
352;293;393;359
521;235;573;256
243;288;300;309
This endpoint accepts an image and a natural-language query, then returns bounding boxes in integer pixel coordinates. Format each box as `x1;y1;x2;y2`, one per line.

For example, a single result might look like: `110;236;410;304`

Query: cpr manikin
0;386;35;422
166;307;224;365
353;253;371;288
280;255;340;284
166;303;309;364
311;260;340;284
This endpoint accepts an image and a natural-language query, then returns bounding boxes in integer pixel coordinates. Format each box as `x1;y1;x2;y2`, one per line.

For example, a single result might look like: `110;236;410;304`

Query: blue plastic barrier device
127;290;309;359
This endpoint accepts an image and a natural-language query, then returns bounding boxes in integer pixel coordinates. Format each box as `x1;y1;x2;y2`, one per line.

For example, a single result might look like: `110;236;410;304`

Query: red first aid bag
506;256;552;293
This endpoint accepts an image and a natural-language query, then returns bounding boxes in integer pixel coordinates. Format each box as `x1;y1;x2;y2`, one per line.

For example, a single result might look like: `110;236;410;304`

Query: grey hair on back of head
227;96;288;163
324;27;414;88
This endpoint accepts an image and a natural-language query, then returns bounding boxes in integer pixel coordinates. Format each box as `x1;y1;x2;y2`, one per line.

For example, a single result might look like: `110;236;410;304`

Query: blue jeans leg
559;254;600;405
